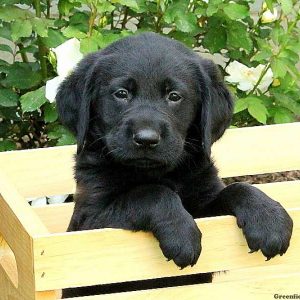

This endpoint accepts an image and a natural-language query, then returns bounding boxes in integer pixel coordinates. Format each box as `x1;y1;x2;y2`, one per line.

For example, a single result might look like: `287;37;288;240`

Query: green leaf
273;108;293;123
80;36;99;54
276;58;300;79
279;49;299;64
47;125;65;139
271;26;284;45
0;44;13;54
226;21;253;53
31;18;48;37
203;26;226;53
0;24;12;40
234;98;248;113
58;0;80;15
271;58;287;78
133;0;148;13
63;26;87;39
168;31;196;48
57;132;76;146
47;125;76;145
0;5;32;22
206;0;223;17
17;44;38;55
111;0;138;10
278;0;293;14
0;140;16;152
248;101;268;124
265;0;274;12
164;1;188;24
1;0;21;4
41;29;67;48
11;19;32;41
43;102;58;123
96;1;116;13
20;86;47;113
251;48;272;62
1;63;42;89
174;13;197;33
0;89;19;107
223;3;249;20
97;32;122;48
273;93;300;115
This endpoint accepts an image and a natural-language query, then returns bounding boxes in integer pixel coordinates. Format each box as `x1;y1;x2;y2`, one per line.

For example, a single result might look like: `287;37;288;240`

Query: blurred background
0;0;299;152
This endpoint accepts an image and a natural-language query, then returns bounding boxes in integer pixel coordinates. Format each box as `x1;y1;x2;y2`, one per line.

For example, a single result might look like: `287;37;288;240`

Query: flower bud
261;7;278;23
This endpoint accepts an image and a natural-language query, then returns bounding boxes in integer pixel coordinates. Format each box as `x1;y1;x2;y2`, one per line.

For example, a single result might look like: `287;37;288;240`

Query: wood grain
0;172;56;300
213;123;300;178
33;209;300;291
32;180;300;234
64;273;300;300
0;123;299;198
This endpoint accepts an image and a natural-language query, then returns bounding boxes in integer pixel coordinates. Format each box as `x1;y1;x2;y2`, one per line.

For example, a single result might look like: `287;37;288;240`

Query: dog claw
248;249;256;253
265;256;272;261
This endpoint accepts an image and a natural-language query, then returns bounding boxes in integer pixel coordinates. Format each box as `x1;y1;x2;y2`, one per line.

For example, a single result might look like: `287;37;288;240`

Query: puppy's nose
133;128;160;148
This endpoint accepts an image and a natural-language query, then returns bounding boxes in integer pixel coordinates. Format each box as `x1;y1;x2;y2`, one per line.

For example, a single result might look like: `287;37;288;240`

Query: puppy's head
56;33;233;171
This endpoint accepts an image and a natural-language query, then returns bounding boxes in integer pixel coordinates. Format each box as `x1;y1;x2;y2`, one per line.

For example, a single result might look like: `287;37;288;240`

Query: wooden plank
34;203;74;233
0;172;55;300
0;172;49;237
33;180;300;234
65;273;300;300
213;263;300;283
33;209;300;291
213;123;300;177
254;180;300;210
0;123;299;198
0;145;76;198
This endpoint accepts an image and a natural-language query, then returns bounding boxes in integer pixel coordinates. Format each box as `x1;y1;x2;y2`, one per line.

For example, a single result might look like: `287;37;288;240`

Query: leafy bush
0;0;299;151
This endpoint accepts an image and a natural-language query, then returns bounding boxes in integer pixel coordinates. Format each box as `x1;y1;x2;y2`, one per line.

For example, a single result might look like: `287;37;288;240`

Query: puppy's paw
236;200;293;260
154;213;201;269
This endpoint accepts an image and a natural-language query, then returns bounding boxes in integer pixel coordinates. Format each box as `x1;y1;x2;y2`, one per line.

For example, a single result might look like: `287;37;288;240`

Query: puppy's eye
167;91;182;102
113;89;129;100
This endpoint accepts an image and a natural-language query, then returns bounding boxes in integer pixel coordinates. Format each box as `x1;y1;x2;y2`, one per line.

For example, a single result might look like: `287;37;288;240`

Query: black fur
56;33;293;297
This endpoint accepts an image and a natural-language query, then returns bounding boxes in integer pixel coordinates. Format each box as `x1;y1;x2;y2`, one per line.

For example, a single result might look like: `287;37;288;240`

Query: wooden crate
0;123;299;300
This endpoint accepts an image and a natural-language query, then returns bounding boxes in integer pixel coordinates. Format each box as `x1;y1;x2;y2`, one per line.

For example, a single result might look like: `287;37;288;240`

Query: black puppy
56;33;293;296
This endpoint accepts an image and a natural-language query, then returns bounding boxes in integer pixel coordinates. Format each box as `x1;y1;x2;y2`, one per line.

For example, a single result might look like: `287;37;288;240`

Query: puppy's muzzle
133;128;161;149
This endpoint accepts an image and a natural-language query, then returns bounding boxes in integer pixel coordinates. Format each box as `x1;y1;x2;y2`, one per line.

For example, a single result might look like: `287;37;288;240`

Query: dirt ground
223;170;300;185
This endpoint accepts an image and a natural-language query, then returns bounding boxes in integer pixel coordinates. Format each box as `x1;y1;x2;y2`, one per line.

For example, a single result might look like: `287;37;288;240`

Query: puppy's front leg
71;184;201;269
210;183;293;259
130;185;202;269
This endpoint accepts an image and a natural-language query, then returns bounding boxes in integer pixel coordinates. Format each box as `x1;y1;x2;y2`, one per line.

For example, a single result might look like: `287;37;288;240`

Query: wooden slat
34;203;74;233
0;145;76;198
32;180;300;234
65;273;300;300
254;180;300;209
33;209;300;291
0;123;299;198
0;172;49;238
213;122;300;177
0;172;55;300
213;262;300;283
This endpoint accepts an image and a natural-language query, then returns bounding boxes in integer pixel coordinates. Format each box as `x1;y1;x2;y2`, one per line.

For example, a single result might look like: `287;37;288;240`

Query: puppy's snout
133;128;161;148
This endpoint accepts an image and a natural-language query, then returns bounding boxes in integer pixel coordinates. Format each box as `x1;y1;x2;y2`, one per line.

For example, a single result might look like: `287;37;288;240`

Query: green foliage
0;0;299;151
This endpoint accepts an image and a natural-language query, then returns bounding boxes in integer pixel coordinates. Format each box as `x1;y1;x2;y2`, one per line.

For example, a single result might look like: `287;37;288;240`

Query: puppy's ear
197;59;233;157
56;53;98;154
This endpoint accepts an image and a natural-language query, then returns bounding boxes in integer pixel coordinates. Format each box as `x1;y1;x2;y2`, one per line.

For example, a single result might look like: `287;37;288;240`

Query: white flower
47;194;69;204
45;38;83;102
261;7;278;23
225;61;273;92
